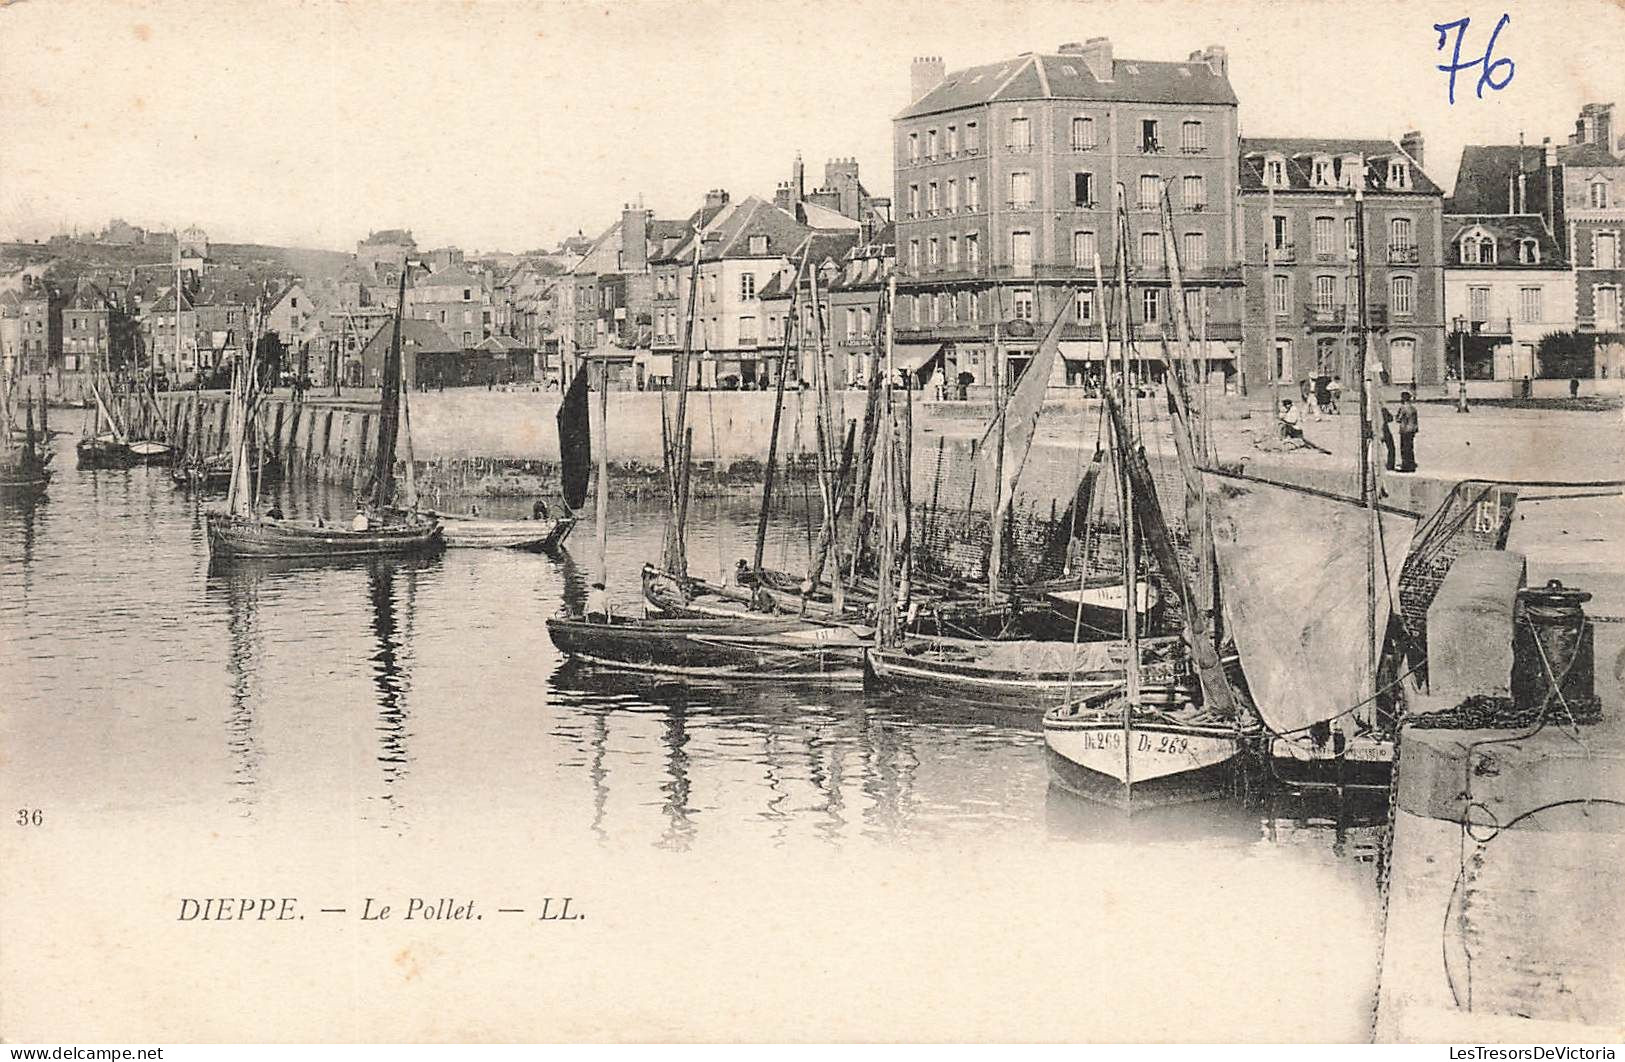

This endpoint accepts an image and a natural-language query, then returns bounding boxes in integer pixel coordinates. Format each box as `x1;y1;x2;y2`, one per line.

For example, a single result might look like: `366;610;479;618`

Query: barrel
1511;579;1597;717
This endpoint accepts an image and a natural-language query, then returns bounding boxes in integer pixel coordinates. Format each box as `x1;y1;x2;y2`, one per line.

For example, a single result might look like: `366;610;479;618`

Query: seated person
265;504;284;520
1278;398;1304;440
351;509;370;532
532;498;550;521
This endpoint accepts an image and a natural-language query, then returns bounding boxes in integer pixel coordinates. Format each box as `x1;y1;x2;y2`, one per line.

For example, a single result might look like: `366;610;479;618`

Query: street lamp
1451;315;1469;413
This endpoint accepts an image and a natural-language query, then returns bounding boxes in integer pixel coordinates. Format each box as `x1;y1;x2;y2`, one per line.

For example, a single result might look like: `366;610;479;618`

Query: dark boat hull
76;438;134;469
546;614;866;682
205;511;443;559
0;464;51;497
172;451;282;491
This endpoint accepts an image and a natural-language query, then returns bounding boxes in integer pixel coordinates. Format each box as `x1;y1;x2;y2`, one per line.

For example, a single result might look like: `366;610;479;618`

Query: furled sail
556;367;592;512
1203;471;1416;736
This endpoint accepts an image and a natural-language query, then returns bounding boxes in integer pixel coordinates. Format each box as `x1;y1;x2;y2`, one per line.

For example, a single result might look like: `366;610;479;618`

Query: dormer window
1460;234;1496;264
1518;238;1540;264
1590;179;1610;209
749;235;768;255
1340;155;1363;188
1388;160;1411;190
1311;156;1334;188
1264;155;1286;187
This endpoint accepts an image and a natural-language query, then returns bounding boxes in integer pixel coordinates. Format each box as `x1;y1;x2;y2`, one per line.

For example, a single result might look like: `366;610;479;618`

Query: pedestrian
1327;377;1343;414
1379;402;1396;471
1395;390;1419;472
1570;377;1581;399
1313;374;1332;419
1300;379;1319;419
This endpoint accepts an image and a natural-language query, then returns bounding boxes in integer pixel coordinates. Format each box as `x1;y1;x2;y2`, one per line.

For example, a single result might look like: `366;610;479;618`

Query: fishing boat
0;381;52;497
1042;184;1256;809
207;272;442;560
421;367;580;551
75;385;134;468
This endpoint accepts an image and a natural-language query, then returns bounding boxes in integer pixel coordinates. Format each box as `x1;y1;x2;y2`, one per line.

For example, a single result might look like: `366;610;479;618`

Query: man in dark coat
1395;391;1419;472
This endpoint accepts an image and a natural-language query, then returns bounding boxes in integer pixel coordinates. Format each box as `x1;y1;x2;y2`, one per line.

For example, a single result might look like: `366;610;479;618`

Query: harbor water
1;462;1390;1040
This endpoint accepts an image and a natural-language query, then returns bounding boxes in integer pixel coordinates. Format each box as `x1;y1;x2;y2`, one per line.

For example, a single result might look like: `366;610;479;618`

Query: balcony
1006;200;1038;211
1180;144;1208;155
1006;142;1034;154
1267;242;1297;263
1186;202;1208;213
1304;302;1347;327
1387;245;1420;264
1462;315;1513;335
1142;140;1163;155
1069;141;1098;153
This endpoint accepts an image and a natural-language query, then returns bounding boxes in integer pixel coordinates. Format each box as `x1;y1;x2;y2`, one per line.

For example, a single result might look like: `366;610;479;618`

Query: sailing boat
75;381;134;468
1043;185;1255;809
205;273;442;559
426;369;578;551
547;212;866;682
130;248;188;465
0;375;52;497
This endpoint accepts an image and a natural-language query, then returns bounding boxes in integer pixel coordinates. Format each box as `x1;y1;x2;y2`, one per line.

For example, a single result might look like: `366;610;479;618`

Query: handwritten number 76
1435;14;1515;105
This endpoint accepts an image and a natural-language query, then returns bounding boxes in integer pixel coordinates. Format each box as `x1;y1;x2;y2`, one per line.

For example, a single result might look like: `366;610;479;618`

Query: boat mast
1354;167;1379;717
803;258;845;613
370;266;408;513
986;297;1003;605
1115;185;1139;795
663;222;705;578
595;354;611;595
753;243;810;576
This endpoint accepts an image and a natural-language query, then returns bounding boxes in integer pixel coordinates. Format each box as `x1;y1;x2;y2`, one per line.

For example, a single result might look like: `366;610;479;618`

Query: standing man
1395;391;1419;473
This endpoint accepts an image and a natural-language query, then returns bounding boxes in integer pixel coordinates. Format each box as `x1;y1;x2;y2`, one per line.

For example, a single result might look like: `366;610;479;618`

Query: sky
3;0;1623;253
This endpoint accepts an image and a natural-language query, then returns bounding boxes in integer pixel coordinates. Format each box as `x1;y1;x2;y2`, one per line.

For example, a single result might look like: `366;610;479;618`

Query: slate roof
412;265;483;293
668;197;812;263
360;317;460;357
65;278;108;310
1448;142;1625;213
900;51;1236;119
361;229;415;246
1443;214;1567;268
1239;137;1442;195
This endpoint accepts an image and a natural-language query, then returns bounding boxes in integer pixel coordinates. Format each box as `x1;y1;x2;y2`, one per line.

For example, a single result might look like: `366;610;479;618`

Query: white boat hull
432;514;574;550
1043;706;1247;808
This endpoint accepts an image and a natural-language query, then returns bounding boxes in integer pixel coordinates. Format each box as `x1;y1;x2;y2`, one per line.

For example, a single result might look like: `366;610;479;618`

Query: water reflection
369;559;411;797
210;560;264;813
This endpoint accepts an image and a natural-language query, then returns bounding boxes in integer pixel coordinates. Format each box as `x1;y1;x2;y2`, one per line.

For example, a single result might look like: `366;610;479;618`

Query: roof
667;197;812;263
0;290;22;313
800;200;862;231
412;264;482;292
360;317;460;356
1442;214;1567;268
1239;137;1443;196
1448;142;1624;212
65;277;108;309
899;51;1236;120
361;229;415;246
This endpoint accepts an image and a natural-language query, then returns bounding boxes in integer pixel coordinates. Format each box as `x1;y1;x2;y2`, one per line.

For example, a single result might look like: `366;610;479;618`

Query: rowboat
127;439;176;465
431;510;575;551
1022;577;1160;641
546;613;867;683
76;433;133;469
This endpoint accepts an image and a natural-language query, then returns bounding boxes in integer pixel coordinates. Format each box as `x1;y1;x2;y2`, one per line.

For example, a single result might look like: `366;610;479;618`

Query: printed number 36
15;808;42;826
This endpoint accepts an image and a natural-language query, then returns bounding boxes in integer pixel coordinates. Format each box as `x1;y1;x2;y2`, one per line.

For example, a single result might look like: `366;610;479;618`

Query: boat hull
546;614;866;683
1021;580;1160;641
1043;705;1247;809
205;511;443;559
865;635;1194;711
76;438;133;469
1268;734;1394;790
127;440;175;465
433;513;575;551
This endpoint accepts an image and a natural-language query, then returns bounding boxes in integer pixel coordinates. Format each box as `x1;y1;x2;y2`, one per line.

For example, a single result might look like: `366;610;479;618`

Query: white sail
1203;471;1415;736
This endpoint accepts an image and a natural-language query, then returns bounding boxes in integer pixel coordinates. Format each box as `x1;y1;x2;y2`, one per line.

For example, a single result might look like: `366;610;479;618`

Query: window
1180;120;1205;153
1597;286;1620;326
740;316;757;342
1520;286;1543;323
908;240;921;271
1073;230;1097;267
1008;117;1032;152
1265;156;1286;187
1183;231;1206;269
438;309;447;323
1312;156;1333;187
463;288;472;300
463;309;473;324
1339;156;1362;189
966;176;979;209
1010;231;1034;269
1315;274;1337;311
1389;338;1417;384
927;182;940;213
740;273;756;299
1518;238;1540;263
1012;289;1034;320
290;297;299;309
1596;232;1618;269
1141;119;1160;153
908;185;921;217
1391;217;1412;251
946;179;958;212
1182;175;1205;210
748;235;768;255
1346;217;1358;256
926;129;938;158
947;235;959;265
1469;286;1490;322
1138;174;1159;210
966;232;979;264
1074;172;1095;207
1140;231;1162;265
1076;289;1095;322
928;237;940;266
1071;116;1096;151
1387;160;1410;189
1592;180;1610;209
1009;171;1033;208
1312;216;1335;257
908;132;919;161
1272;215;1291;252
1391;275;1415;316
1142;288;1161;322
946;126;958;154
463;331;473;344
706;275;719;303
861;307;873;335
965;122;978;152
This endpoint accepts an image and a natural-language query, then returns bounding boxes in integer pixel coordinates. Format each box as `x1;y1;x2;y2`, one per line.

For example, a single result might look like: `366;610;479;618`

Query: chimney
793;152;805;203
910;56;944;102
620;203;649;272
1597;103;1615;148
1187;45;1227;78
1080;37;1113;81
773;181;794;213
1399;129;1424;169
1544;137;1557;233
704;188;730;213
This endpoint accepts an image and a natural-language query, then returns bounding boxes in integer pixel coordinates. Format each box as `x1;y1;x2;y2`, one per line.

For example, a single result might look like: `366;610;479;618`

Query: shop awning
892;341;944;373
